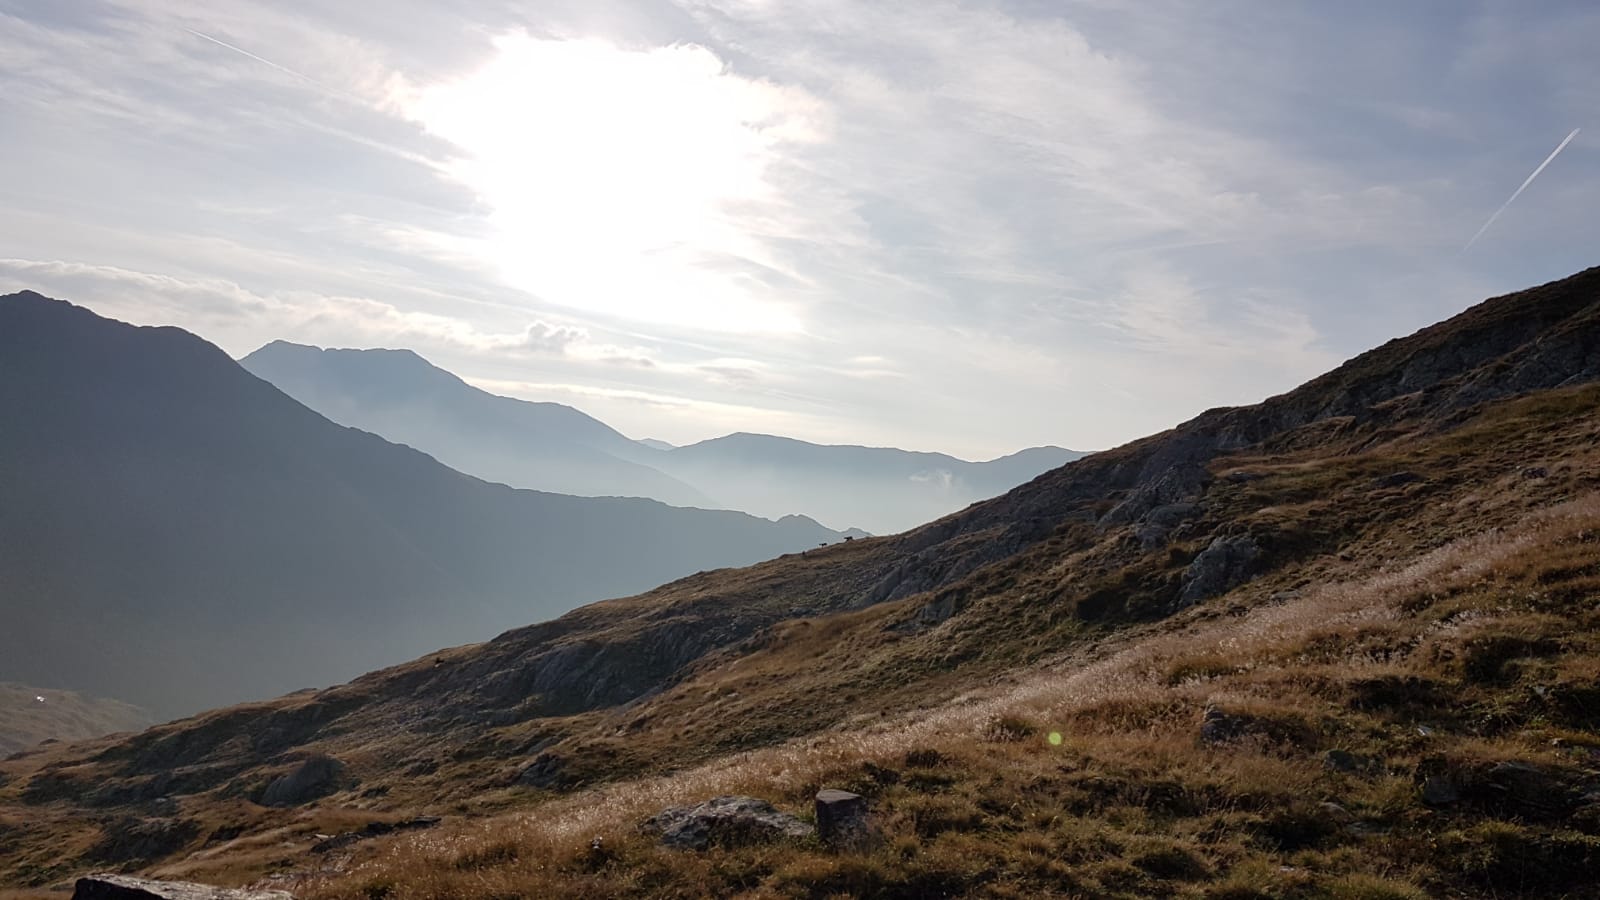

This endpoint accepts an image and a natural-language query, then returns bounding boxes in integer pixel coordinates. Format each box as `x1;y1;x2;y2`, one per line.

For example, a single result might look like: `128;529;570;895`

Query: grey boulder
815;788;874;851
260;754;346;807
642;795;812;850
1179;534;1260;605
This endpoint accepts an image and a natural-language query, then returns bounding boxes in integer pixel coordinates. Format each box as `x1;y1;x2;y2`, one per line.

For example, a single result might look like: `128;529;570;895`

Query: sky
1;1;1597;459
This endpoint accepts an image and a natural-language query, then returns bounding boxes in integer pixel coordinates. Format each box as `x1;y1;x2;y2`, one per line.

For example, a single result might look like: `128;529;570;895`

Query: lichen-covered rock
1179;534;1260;605
642;796;812;850
516;751;567;789
72;873;291;899
259;753;345;807
1134;502;1201;550
1323;749;1382;775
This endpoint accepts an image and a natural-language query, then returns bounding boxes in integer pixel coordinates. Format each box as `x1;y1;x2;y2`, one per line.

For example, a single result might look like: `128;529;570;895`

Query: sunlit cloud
401;33;825;334
3;1;1598;457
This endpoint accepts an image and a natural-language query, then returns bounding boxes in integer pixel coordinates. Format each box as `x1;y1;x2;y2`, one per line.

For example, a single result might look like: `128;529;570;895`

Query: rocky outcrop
72;874;290;899
1179;535;1260;606
88;816;199;864
259;754;345;807
515;752;567;789
641;796;812;850
1133;502;1202;550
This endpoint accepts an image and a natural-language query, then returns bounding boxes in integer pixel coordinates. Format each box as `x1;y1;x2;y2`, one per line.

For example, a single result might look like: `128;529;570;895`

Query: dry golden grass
5;381;1599;896
280;490;1600;899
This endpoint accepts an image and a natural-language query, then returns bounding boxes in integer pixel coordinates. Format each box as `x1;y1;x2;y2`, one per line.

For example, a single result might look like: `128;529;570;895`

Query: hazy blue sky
2;1;1596;457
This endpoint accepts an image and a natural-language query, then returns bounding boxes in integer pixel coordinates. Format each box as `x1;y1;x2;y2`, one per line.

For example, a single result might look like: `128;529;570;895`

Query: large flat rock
72;873;293;900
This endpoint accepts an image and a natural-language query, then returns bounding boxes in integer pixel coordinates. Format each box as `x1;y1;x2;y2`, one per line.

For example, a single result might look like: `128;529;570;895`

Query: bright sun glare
406;33;821;334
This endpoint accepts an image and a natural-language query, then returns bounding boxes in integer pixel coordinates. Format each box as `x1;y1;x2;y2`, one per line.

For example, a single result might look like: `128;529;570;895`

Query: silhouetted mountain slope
240;342;712;507
0;292;846;719
241;344;1085;534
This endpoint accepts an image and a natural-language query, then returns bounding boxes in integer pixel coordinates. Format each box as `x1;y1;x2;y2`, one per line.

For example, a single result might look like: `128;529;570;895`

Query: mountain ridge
240;340;714;508
241;342;1087;533
0;291;847;720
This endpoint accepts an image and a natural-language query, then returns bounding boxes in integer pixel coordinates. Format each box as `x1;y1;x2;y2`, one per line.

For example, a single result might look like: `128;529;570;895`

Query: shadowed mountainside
0;292;847;720
2;267;1599;896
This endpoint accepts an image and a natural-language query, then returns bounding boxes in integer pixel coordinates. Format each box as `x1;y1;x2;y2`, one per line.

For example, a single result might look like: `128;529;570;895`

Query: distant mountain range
659;433;1087;534
240;341;714;507
0;291;848;718
242;342;1088;534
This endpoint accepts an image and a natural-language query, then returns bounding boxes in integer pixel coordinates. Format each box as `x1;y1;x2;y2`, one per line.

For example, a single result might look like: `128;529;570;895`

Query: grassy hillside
1;268;1597;897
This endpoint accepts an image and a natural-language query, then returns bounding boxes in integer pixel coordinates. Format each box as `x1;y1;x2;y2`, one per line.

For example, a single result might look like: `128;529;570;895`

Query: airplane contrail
182;27;345;97
1463;127;1581;251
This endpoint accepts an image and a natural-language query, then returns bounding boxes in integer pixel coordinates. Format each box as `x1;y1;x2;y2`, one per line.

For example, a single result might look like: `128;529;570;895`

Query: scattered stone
260;754;346;807
71;873;291;899
1520;466;1550;480
641;796;812;850
516;752;567;789
1479;761;1574;820
1316;802;1355;826
1323;749;1382;776
1421;776;1460;806
1197;704;1311;748
815;789;873;851
1199;706;1247;745
204;824;246;846
310;816;442;854
1374;471;1424;488
1179;535;1261;605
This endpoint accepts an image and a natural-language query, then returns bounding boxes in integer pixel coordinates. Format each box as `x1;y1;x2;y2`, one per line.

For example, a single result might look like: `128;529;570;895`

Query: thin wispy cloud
2;1;1598;456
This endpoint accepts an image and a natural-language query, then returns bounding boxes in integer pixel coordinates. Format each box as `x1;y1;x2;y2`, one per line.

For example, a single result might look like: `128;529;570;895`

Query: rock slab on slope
642;796;812;850
72;873;292;899
1179;534;1261;606
260;754;345;807
815;788;873;850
